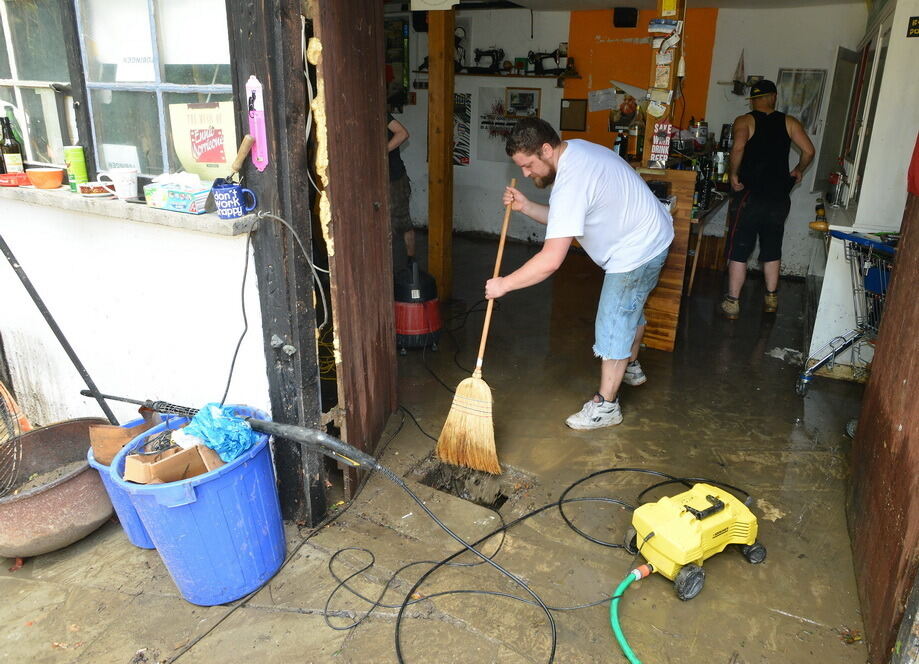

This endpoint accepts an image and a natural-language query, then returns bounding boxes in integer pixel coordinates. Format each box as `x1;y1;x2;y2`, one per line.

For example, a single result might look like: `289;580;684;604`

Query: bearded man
484;118;673;430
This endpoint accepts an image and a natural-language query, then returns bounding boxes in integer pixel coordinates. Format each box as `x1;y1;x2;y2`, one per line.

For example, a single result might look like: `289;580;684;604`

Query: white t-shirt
546;139;674;273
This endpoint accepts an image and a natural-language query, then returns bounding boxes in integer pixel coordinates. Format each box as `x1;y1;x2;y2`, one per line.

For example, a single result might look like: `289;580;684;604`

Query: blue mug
212;182;257;219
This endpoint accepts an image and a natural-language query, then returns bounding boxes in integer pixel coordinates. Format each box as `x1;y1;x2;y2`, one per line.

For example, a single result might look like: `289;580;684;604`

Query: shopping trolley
796;231;897;396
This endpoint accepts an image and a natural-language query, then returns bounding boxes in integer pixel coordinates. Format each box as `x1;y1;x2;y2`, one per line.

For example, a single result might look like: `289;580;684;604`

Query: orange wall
562;8;718;146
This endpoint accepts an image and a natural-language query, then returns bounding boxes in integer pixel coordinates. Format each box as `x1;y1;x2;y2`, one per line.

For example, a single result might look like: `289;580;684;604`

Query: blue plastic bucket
86;416;157;549
109;406;285;606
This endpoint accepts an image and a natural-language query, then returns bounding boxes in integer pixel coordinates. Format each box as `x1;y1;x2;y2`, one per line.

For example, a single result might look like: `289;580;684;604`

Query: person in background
723;79;815;319
387;113;415;264
486;119;673;430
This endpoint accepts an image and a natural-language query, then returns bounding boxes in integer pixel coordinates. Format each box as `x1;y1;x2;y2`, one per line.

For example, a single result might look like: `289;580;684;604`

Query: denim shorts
593;247;669;360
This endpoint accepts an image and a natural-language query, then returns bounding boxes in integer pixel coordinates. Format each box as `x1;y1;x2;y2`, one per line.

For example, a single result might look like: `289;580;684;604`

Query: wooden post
225;0;326;525
427;9;456;299
643;0;686;167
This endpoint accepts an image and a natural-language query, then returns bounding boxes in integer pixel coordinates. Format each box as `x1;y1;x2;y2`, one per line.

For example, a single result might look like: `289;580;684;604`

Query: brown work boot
720;296;740;320
764;291;778;313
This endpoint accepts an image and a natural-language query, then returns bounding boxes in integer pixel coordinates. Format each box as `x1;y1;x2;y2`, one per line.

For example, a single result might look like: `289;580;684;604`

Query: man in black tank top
721;79;815;319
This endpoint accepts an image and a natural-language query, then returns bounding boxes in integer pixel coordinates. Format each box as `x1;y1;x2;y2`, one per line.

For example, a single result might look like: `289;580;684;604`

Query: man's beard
532;163;556;189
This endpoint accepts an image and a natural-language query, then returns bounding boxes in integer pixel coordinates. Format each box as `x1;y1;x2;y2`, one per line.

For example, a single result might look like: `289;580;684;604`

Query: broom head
435;375;501;475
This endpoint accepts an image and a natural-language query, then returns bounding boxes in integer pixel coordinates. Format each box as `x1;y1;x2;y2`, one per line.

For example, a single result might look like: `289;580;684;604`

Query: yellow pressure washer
611;483;766;663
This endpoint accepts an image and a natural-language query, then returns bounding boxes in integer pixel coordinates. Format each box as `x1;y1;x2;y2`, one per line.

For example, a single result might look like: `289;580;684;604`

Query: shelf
411;70;570;79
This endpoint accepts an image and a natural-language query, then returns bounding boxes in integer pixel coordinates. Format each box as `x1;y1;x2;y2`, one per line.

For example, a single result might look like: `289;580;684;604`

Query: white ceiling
513;0;861;9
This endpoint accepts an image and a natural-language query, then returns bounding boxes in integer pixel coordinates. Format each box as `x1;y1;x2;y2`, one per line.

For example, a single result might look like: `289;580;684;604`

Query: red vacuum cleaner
393;261;442;355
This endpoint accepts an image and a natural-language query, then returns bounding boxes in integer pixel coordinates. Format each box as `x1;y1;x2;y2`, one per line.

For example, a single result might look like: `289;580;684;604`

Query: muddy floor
0;236;868;663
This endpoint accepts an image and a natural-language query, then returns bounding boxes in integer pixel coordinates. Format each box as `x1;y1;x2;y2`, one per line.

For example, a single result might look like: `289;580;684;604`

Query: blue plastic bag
183;403;261;463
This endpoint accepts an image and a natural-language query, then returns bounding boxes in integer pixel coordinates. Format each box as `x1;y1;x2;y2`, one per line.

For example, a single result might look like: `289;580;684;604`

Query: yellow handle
473;177;517;377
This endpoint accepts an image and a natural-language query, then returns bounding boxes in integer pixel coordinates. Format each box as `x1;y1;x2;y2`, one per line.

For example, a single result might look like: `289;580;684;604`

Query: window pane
21;87;65;164
82;0;155;83
0;86;25;145
157;0;231;85
0;18;11;79
91;89;161;174
5;0;69;81
164;92;234;178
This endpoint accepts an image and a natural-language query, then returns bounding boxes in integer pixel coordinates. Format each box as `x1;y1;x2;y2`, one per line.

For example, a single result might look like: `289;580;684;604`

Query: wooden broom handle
473;178;516;377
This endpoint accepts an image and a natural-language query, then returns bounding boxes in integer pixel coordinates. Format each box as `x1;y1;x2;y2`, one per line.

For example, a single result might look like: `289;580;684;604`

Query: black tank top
739;110;793;196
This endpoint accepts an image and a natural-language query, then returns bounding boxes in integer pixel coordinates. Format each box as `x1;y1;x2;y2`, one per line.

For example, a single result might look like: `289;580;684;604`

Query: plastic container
109;406;285;606
86;416;158;549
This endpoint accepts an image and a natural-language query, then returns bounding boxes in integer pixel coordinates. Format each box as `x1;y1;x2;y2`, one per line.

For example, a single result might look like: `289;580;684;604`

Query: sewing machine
528;49;565;76
467;48;505;74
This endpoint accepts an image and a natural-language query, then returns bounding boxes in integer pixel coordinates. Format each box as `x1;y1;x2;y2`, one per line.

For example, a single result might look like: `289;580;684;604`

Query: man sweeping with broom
486;118;673;430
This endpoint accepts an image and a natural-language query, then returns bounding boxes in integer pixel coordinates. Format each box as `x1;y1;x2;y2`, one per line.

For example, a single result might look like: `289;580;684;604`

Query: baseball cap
748;79;777;99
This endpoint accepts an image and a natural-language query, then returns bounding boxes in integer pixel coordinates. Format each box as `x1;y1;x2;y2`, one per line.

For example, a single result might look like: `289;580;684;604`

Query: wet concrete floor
1;236;868;663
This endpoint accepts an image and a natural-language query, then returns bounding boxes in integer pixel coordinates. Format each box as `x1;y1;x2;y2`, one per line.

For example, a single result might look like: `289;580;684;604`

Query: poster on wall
477;87;516;163
454;93;471;166
776;68;827;134
168;101;238;181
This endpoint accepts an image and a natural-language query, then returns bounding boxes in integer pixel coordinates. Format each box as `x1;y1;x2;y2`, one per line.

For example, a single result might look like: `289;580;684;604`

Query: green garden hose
610;565;652;664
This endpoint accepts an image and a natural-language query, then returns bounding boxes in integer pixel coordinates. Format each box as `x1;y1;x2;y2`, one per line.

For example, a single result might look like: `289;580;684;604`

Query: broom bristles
435;376;501;475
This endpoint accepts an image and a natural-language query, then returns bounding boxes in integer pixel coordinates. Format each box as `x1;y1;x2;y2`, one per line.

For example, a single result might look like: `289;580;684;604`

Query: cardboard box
123;444;225;484
89;410;160;466
143;183;211;215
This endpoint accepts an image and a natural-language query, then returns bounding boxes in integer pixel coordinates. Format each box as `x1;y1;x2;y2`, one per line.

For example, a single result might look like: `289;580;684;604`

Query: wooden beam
312;0;398;498
642;0;686;167
427;9;455;299
225;0;326;525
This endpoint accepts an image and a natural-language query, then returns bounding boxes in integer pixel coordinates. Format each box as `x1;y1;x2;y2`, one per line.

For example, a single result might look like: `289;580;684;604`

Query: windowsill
0;185;254;237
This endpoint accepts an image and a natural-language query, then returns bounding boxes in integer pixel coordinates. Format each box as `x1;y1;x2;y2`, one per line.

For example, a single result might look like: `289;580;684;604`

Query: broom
435;178;516;475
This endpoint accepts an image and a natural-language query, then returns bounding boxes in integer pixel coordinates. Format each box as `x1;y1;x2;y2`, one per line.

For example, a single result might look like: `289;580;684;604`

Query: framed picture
776;68;827;134
505;87;541;119
559;99;587;131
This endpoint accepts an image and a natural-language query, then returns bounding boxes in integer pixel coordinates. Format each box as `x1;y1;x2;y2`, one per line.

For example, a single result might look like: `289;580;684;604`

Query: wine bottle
1;117;25;173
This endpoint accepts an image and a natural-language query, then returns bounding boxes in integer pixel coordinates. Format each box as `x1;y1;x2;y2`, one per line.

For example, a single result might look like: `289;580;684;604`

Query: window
77;0;232;176
0;0;74;165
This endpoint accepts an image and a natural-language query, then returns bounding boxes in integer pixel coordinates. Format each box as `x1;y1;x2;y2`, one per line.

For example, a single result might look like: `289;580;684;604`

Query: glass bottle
1;117;25;174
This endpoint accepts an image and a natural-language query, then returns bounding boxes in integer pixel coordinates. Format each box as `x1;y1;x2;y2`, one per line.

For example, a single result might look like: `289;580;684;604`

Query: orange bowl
26;168;65;189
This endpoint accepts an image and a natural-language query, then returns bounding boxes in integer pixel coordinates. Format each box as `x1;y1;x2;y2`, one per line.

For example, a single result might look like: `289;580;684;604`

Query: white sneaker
622;360;647;387
565;395;623;430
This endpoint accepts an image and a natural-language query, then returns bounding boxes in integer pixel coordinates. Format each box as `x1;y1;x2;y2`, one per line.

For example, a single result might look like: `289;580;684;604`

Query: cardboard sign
168;101;237;180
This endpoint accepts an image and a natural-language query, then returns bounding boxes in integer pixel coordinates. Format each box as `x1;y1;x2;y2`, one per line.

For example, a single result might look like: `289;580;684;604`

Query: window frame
0;0;75;166
73;0;233;178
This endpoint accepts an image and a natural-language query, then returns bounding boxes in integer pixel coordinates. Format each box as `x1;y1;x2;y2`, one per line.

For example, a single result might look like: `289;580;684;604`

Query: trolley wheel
795;376;809;396
399;347;407;356
741;542;767;564
624;528;639;555
674;564;705;601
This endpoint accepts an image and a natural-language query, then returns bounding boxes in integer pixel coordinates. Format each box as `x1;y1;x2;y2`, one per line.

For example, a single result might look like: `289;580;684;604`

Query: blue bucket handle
153;481;198;507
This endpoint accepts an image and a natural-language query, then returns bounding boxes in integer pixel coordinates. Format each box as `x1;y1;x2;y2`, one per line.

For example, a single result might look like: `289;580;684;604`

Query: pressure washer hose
610;564;652;664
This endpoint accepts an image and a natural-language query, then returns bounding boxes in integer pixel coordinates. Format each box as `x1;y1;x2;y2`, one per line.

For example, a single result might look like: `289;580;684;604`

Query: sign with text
908;16;919;38
168;101;237;181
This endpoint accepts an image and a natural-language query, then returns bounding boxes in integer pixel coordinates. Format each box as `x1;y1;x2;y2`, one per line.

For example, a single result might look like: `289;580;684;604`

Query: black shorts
725;190;791;263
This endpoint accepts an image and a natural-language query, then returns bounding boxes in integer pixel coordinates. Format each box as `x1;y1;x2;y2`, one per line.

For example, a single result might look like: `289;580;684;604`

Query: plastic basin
109;406;285;605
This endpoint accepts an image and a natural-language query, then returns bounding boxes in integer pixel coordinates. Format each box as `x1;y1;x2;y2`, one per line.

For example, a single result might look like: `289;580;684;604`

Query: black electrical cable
219;231;252;407
557;467;684;548
636;476;752;506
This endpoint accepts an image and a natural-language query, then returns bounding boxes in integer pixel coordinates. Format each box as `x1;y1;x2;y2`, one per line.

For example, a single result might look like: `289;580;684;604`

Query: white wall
0;202;271;426
704;3;867;276
853;0;919;230
809;0;917;362
395;9;570;240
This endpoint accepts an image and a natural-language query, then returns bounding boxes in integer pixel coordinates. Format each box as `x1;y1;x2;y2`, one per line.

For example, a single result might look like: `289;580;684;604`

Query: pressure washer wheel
624;528;639;555
674;563;705;601
741;541;767;564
